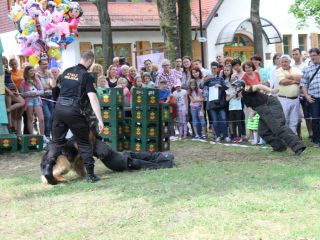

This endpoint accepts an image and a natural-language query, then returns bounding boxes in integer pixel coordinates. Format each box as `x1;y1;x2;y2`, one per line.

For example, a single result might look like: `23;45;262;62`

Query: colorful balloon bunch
8;0;83;67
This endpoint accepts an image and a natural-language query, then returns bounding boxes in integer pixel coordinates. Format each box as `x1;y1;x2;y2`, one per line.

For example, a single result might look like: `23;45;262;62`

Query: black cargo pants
255;96;306;152
50;100;94;173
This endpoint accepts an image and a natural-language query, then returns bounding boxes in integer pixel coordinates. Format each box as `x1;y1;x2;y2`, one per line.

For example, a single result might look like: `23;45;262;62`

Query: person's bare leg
306;119;313;138
35;106;45;135
297;122;302;139
26;108;34;134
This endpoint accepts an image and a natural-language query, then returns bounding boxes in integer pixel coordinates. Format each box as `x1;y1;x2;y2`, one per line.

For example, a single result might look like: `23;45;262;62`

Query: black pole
199;0;205;67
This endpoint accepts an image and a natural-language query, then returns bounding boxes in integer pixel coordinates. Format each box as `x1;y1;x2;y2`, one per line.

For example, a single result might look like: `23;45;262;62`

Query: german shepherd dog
41;126;174;184
40;126;97;184
40;141;86;184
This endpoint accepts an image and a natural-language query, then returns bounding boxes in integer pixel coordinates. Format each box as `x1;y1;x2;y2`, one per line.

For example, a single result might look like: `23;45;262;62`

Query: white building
204;0;320;66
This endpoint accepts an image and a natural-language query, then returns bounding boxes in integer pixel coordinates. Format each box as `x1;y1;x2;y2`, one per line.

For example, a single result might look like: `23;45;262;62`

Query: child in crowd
226;84;244;143
191;66;203;88
116;77;130;107
159;79;170;103
188;79;206;139
247;108;261;145
142;72;155;88
132;75;143;89
222;64;233;88
97;75;109;88
19;66;45;139
128;66;137;85
173;82;188;139
130;75;143;104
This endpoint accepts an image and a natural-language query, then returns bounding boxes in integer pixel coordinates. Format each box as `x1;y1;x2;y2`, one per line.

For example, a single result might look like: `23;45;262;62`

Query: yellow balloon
48;48;61;60
28;55;39;66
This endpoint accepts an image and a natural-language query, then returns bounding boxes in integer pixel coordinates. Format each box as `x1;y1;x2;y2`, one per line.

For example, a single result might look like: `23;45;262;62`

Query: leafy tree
91;0;114;69
177;0;192;57
251;0;264;65
289;0;320;28
157;0;181;64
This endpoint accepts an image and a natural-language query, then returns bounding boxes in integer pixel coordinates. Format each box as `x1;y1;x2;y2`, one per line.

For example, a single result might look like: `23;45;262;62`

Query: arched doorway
223;34;254;62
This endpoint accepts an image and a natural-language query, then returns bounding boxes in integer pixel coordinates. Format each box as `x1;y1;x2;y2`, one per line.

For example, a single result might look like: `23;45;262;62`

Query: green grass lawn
0;140;320;240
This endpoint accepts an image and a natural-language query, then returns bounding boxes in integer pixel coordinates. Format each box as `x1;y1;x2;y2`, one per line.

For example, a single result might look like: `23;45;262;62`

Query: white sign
136;52;165;72
209;86;219;101
198;37;207;43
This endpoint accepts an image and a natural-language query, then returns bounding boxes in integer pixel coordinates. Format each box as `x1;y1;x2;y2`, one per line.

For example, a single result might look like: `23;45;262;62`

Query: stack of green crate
17;134;43;153
159;103;171;151
123;108;132;150
97;87;124;151
0;134;17;153
131;88;159;152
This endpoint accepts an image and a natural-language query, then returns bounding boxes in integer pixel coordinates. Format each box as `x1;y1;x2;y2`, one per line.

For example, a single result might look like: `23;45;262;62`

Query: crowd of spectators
3;47;320;146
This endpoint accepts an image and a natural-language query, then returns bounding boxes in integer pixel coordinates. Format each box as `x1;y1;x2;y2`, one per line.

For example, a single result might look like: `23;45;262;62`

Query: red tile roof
0;1;16;34
191;0;219;26
79;0;218;31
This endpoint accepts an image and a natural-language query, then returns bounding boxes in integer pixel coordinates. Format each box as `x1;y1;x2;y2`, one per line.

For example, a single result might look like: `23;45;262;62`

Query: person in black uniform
44;51;104;184
232;80;306;155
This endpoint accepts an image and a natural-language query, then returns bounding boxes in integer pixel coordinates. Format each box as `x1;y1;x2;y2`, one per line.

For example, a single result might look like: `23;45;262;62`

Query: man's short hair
144;59;152;64
280;54;291;62
121;64;130;70
309;48;320;55
81;51;95;61
210;61;219;67
231;59;241;67
292;48;301;54
161;59;171;66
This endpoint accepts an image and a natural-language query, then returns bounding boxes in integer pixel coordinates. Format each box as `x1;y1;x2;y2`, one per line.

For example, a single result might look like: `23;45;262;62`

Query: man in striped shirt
300;48;320;147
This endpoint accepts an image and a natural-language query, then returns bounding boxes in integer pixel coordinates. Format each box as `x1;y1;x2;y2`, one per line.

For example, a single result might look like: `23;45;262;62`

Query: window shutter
275;43;282;53
310;33;318;48
80;42;92;53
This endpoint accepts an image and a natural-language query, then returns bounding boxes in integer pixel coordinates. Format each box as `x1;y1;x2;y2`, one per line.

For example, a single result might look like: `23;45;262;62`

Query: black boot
44;160;58;185
86;165;100;183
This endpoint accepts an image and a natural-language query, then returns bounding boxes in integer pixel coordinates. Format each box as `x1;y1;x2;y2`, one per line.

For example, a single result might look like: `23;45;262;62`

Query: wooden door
224;46;254;62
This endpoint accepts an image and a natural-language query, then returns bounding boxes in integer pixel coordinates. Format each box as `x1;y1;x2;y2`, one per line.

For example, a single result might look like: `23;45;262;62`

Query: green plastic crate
17;134;43;153
132;88;159;107
130;137;158;153
101;137;124;152
101;106;124;123
97;88;124;107
159;136;170;152
160;103;170;122
0;134;17;153
123;119;131;137
132;121;158;139
99;122;123;138
159;121;170;137
123;136;131;150
131;106;159;122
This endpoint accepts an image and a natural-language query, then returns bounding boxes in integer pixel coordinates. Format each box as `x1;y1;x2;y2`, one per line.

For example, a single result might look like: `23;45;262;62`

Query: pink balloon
21;47;34;57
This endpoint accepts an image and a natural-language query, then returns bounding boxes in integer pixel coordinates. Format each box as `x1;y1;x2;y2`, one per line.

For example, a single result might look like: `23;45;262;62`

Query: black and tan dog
41;127;175;185
40;141;86;184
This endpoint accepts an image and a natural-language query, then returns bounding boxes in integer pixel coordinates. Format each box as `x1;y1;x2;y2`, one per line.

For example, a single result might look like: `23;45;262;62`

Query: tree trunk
177;0;192;58
94;0;113;70
250;0;264;66
157;0;181;65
